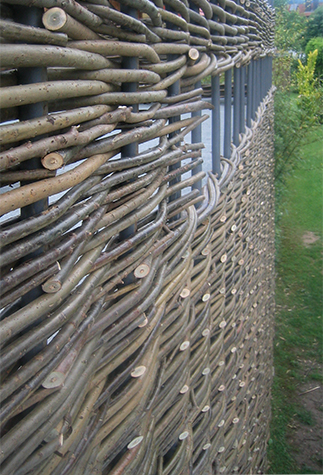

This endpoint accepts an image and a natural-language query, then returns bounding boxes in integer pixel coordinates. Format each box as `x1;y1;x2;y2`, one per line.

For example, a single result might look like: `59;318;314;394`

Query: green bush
306;37;323;78
304;5;323;45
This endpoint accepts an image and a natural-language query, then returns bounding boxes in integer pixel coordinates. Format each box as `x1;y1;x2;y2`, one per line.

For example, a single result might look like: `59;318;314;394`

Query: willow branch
0;18;68;46
0;105;110;146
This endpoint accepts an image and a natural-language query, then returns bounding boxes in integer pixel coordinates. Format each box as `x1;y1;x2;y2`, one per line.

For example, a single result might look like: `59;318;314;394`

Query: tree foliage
274;52;322;183
274;7;307;54
305;37;323;78
273;0;323;188
304;5;323;44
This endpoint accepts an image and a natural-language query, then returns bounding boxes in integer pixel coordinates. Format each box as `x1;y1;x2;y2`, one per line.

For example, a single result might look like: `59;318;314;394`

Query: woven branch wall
0;0;275;473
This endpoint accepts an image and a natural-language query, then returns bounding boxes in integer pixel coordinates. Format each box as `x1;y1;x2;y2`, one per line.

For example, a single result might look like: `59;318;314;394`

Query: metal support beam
240;65;246;135
192;80;202;193
120;6;138;244
247;61;253;128
168;58;181;207
224;68;232;158
233;66;241;146
211;74;221;177
14;6;48;361
253;59;258;117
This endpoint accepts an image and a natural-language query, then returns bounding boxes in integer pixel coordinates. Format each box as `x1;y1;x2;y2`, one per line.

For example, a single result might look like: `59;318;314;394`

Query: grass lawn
268;125;323;474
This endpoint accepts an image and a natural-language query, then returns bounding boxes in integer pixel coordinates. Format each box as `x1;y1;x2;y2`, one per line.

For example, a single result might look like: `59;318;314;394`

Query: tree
274;8;307;54
304;5;323;44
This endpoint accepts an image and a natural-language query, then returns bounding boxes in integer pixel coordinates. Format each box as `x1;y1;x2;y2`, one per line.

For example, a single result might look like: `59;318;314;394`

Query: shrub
305;37;323;79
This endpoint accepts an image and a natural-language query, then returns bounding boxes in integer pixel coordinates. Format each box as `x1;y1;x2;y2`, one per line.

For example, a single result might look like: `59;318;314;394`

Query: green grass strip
268;125;323;474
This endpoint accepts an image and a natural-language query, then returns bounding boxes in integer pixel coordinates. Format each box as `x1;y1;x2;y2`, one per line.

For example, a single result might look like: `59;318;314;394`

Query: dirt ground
288;361;323;474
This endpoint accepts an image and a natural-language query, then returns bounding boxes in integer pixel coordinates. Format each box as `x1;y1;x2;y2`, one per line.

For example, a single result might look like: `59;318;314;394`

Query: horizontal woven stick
163;157;203;184
0;207;107;301
0;18;67;46
158;116;197;137
0;190;108;268
167;195;204;220
0;241;105;352
96;136;168;175
103;172;156;205
91;200;166;273
163;0;189;21
2;0;102;29
0;169;56;185
0;263;105;375
68;40;160;64
78;106;132;130
183;53;211;77
48;67;161;84
159;8;188;31
42;236;92;294
154;100;213;119
161;87;203;104
166;172;206;197
0;296;104;417
0;123;115;171
117;0;162;27
43;8;100;40
152;43;191;55
0;44;112;70
90;255;162;342
85;151;173;195
150;27;190;42
51;89;167;109
94;234;157;301
93;23;146;43
143;65;187;92
125;104;160;124
83;3;160;43
0;339;103;474
0;263;60;309
144;55;187;75
0;151;115;216
191;0;213;18
75;118;165;160
42;124;116;169
188;23;211;40
189;8;209;29
167;114;209;146
181;54;217;87
0;80;116;110
85;179;167;252
0;104;110;146
0;175;101;247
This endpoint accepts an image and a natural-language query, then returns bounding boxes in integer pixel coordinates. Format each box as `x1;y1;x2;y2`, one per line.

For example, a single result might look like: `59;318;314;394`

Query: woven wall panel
0;0;275;473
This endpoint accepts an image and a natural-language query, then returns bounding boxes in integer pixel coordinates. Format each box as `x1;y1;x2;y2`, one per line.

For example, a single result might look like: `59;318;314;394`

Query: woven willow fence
0;0;275;473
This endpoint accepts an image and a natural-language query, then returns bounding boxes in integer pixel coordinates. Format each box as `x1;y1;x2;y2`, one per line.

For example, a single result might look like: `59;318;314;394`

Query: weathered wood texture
0;0;275;473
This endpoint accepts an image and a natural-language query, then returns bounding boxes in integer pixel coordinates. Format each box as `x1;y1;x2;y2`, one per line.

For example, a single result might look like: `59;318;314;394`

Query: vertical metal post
240;65;245;135
120;6;138;243
192;80;202;192
14;6;48;360
263;56;268;97
211;74;221;177
257;59;261;107
233;66;241;146
253;58;258;117
15;6;48;222
191;2;202;193
168;57;181;204
247;61;253;128
224;68;232;158
260;58;263;103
